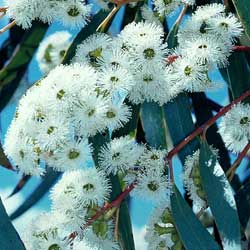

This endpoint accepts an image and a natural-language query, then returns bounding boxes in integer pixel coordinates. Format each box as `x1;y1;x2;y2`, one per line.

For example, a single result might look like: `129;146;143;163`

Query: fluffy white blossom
36;31;72;74
5;0;92;29
98;136;145;175
219;103;250;153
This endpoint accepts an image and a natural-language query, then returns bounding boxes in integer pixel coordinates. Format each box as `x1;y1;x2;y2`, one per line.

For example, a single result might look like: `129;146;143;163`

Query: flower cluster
5;0;92;29
98;136;171;204
36;31;72;74
4;64;131;175
165;3;242;93
219;102;250;153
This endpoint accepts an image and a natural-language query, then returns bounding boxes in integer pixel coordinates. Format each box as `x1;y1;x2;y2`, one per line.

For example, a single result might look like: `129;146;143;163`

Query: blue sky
0;2;247;248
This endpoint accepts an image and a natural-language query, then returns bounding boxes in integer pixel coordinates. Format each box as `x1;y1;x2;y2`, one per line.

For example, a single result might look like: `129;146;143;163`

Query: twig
226;143;250;182
233;46;250;52
96;5;121;32
68;181;136;241
165;90;250;180
114;208;120;241
0;20;16;34
176;4;188;26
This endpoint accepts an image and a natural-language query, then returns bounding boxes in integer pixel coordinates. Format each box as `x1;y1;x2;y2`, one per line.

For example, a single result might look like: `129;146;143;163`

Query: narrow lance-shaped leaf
231;0;250;39
171;185;221;250
7;174;31;198
235;180;250;230
140;102;167;148
10;168;60;220
199;141;241;249
0;197;26;250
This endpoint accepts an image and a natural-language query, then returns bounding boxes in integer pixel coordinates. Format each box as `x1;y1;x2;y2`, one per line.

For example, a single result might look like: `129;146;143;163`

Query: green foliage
0;198;26;250
199;141;241;247
0;22;48;111
171;186;221;250
140;102;167;148
231;0;250;39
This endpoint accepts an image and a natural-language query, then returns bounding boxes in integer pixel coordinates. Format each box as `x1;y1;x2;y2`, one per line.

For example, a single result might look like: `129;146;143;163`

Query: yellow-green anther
56;89;65;99
143;74;153;83
47;126;55;134
198;44;208;49
150;154;159;160
44;44;53;63
110;76;119;82
88;48;102;60
68;149;80;159
48;244;60;250
112;152;120;159
184;66;192;76
143;48;155;59
60;50;66;57
67;6;80;17
19;150;25;159
147;181;159;191
83;183;94;191
240;116;250;125
88;109;95;117
106;111;116;118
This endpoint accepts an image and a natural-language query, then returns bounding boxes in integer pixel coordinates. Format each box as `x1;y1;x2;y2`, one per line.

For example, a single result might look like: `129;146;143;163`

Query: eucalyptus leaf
199;141;241;248
171;185;221;250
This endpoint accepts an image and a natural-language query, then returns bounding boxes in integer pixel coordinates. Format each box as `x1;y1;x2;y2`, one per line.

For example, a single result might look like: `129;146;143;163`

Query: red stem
166;90;250;181
233;46;250;52
68;181;136;241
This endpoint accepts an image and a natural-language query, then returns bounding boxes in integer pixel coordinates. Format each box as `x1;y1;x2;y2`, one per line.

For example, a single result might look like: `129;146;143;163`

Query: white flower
167;56;214;92
132;167;171;204
119;21;164;46
104;102;132;131
73;90;109;136
208;13;243;41
218;103;250;153
23;212;70;250
55;0;92;29
48;139;93;171
36;31;72;74
138;148;167;171
180;35;231;68
98;136;145;175
140;5;162;26
51;168;111;209
74;33;112;65
128;64;173;105
98;65;134;96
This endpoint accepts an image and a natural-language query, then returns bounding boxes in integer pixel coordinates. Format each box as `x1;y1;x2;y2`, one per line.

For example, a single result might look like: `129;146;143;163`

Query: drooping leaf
199;141;241;248
231;0;250;39
0;21;48;111
235;180;250;230
10;168;60;220
171;185;221;250
0;197;26;250
220;52;250;100
163;94;199;163
140;102;167;148
8;174;31;198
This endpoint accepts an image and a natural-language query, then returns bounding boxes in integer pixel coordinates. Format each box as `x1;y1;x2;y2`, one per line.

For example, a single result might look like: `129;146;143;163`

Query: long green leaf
10;168;60;220
163;94;199;163
0;22;48;111
199;141;241;248
0;197;26;249
235;180;250;229
220;52;250;100
140;102;167;148
171;186;221;250
231;0;250;39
